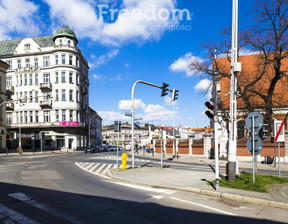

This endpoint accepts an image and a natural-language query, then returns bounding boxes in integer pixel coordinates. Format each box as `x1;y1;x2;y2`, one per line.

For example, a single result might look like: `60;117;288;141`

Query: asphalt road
0;152;287;224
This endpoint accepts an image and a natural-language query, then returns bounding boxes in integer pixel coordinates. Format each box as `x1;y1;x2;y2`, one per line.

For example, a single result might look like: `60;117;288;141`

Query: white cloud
118;99;146;111
0;0;40;40
43;0;187;46
97;111;129;124
164;95;177;106
195;79;211;91
143;104;175;121
89;49;119;68
169;52;204;77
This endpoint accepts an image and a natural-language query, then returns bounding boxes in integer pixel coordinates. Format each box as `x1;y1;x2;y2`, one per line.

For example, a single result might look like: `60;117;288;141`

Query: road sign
245;112;263;132
274;120;285;143
125;112;132;117
247;135;263;155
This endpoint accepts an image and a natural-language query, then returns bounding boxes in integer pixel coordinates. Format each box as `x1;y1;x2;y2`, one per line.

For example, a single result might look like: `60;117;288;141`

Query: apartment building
0;60;8;150
0;26;102;150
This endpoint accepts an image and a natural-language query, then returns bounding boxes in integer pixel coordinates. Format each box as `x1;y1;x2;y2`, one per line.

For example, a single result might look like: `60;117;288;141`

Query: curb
106;169;288;210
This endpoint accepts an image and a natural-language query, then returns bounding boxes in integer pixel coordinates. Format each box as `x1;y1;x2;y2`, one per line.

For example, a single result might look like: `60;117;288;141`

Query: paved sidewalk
107;152;288;209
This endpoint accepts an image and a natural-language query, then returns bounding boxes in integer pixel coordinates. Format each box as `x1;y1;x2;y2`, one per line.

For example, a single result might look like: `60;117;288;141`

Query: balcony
81;87;88;95
81;103;87;110
40;99;52;108
6;86;14;94
40;82;52;91
6;102;14;110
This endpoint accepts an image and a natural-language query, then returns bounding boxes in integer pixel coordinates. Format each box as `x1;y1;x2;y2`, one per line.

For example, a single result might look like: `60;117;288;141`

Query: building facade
0;26;102;150
0;60;8;150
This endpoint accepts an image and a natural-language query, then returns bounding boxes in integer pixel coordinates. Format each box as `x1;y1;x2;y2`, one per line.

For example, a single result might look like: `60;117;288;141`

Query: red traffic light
205;101;214;110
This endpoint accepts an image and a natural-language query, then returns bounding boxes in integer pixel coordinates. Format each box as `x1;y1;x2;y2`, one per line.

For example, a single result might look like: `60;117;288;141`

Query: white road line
75;162;111;179
90;163;101;172
102;180;170;193
96;163;107;174
170;197;236;216
101;164;113;175
0;203;39;224
8;193;84;224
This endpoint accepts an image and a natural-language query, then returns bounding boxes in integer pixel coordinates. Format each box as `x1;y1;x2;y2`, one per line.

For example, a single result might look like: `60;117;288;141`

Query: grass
212;173;288;192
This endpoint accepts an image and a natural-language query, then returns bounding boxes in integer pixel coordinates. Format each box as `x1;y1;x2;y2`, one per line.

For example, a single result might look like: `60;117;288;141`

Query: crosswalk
75;156;151;178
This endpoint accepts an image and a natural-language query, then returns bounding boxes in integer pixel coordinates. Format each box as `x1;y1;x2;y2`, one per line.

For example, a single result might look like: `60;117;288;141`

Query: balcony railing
40;82;52;90
40;99;52;108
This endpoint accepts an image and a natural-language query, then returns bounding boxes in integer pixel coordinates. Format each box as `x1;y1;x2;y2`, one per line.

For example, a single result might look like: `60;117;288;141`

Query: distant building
0;26;102;150
0;60;9;150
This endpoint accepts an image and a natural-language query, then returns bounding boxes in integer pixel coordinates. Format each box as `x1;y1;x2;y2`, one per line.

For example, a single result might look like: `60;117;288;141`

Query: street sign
274;120;285;143
125;112;132;117
247;135;263;155
245;112;263;132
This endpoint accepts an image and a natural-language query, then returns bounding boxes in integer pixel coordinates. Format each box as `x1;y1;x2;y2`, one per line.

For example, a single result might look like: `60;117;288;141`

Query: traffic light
204;101;214;119
259;123;269;140
114;121;121;132
161;82;169;97
171;89;179;101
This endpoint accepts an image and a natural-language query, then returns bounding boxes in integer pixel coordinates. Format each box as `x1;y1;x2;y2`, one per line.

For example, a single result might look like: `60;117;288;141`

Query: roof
0;35;54;57
215;54;288;110
53;26;78;43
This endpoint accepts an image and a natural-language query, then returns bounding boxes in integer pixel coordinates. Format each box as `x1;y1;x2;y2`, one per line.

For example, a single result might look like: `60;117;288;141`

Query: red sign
59;121;79;126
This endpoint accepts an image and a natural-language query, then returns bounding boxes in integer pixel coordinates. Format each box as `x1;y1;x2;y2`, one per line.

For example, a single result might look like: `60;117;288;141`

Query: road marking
148;194;164;200
0;203;39;224
75;162;111;179
102;180;170;193
8;193;84;224
170;197;236;216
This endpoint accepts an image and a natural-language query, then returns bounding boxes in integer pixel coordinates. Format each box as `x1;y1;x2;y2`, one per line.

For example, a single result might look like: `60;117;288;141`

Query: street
0;152;287;224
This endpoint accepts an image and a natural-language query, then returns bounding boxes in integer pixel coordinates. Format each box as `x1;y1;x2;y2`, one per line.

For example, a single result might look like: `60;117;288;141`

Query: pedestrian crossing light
204;101;214;119
161;82;169;97
172;89;179;101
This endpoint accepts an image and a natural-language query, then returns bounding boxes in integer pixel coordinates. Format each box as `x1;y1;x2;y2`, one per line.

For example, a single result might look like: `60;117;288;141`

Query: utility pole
228;0;241;181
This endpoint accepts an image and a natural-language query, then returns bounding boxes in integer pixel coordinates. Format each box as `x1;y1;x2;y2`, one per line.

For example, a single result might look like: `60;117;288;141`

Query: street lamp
88;113;98;146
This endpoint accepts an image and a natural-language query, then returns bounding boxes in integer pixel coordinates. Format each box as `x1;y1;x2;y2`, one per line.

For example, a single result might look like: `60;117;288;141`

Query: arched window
237;120;245;139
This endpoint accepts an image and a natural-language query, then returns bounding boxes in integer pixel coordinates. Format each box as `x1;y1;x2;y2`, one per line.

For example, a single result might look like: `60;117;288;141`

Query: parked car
107;145;114;152
101;145;108;152
85;145;101;153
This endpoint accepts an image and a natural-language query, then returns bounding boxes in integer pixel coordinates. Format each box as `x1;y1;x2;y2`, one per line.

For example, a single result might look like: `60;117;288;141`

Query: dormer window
59;39;63;46
67;40;71;46
24;44;30;50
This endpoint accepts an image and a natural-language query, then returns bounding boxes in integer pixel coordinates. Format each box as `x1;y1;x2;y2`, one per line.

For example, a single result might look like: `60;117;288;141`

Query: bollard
120;153;128;169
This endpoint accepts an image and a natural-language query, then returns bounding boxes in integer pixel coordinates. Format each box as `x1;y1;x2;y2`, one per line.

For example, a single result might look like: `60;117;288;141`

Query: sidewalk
107;152;288;209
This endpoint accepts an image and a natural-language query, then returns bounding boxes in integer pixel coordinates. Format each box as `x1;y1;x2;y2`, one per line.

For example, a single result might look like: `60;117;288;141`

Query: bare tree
191;0;288;134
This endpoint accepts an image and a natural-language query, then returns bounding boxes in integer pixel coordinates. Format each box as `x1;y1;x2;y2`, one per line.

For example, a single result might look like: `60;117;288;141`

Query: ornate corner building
0;26;102;150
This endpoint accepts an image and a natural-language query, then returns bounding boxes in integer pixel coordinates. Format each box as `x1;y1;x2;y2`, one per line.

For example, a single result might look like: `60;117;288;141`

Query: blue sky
0;0;257;127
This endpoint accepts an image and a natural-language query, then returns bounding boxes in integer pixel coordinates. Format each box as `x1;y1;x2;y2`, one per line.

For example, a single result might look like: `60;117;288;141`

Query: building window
35;111;39;122
76;73;79;85
24;74;27;85
56;110;59;121
24;111;28;123
76;91;79;102
69;55;72;65
24;44;30;50
62;89;66;101
25;58;30;68
67;40;71;46
20;111;23;123
6;77;12;86
55;55;58;65
7;112;12;124
43;56;50;67
34;58;38;68
76;57;79;67
62;110;66;121
29;91;33;103
55;89;59;101
29;74;33;85
6;60;12;70
60;39;63;46
69;72;73;83
24;91;27;101
44;110;50;123
20;75;23;86
76;111;79;122
62;54;65;64
35;91;38;102
35;74;38;84
17;59;22;69
55;72;59;83
61;72;65;83
30;111;33;122
43;73;50;83
69;90;73;101
69;110;73;121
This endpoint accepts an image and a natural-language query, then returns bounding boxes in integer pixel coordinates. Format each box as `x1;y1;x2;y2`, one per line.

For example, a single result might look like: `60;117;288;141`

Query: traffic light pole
131;80;172;168
228;0;241;181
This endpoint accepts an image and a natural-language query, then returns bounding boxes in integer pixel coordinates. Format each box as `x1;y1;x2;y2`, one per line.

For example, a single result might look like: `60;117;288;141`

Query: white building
0;26;102;151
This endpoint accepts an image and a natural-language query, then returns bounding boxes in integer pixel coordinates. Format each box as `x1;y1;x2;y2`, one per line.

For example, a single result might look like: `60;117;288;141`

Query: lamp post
88;113;97;147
